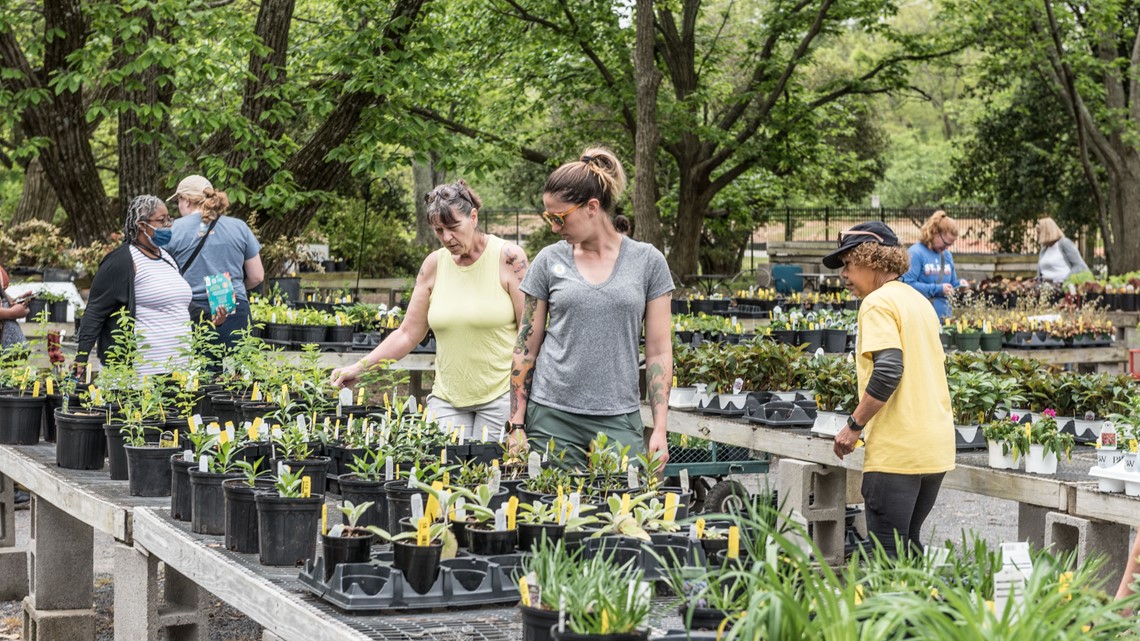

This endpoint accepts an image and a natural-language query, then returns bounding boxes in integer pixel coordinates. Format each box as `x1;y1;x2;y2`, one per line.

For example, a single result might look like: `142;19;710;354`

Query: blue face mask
149;227;173;247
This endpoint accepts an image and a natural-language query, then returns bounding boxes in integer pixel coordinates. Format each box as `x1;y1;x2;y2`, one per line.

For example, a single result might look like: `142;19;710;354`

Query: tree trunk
116;9;165;205
1105;156;1140;273
632;0;664;252
412;153;447;245
12;157;59;224
667;167;712;280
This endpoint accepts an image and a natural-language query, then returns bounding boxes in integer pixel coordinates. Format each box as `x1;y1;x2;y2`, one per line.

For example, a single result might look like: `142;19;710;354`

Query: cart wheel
689;476;716;514
701;480;749;514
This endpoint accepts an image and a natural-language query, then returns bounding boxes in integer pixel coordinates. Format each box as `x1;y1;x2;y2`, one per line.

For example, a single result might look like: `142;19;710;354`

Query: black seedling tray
298;552;524;613
744;400;817;428
696;393;753;417
954;425;986;450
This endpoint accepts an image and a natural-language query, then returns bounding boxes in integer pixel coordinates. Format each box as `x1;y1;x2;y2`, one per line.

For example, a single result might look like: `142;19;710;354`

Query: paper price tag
727;526;740;559
301;476;311;498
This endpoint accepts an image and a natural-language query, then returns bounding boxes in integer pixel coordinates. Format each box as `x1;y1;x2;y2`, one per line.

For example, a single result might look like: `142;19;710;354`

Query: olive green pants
525;402;646;469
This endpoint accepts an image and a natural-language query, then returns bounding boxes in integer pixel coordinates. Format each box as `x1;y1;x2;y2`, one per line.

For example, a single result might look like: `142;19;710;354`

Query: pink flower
1011;414;1020;423
1043;408;1057;418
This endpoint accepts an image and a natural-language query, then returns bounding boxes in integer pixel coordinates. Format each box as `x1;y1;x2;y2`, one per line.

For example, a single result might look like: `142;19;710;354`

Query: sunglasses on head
837;229;885;247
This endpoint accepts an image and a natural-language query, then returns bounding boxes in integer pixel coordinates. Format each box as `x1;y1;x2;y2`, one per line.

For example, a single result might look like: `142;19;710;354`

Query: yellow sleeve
859;299;902;355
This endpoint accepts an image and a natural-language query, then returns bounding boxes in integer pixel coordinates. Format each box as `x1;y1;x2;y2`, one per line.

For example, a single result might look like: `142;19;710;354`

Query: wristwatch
846;415;864;432
505;420;526;434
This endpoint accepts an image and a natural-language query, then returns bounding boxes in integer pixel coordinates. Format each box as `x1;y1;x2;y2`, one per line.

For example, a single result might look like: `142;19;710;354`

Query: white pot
956;424;982;447
1073;418;1103;440
1126;480;1140;497
1097;449;1124;469
987;440;1016;470
1101;478;1126;493
1126;452;1137;473
1024;443;1058;475
668;387;698;409
811;411;844;438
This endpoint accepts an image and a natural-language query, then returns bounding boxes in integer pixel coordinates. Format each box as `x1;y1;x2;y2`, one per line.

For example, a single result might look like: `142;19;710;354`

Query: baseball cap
167;175;213;202
822;221;899;269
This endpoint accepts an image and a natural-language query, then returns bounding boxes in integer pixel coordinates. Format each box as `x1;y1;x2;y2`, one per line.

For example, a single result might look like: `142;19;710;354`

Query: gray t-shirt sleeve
645;246;674;300
241;222;261;261
519;245;552;301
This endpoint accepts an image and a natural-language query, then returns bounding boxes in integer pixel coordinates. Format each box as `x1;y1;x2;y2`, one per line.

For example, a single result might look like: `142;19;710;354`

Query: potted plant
364;520;457;595
981;416;1020;470
1015;409;1074;475
121;415;177;497
0;366;47;445
223;458;271;553
339;450;392;533
550;548;652;641
809;355;857;436
189;429;246;535
456;483;517;555
271;420;332;493
518;539;578;641
54;369;109;469
255;464;325;566
319;500;375;581
947;369;1002;448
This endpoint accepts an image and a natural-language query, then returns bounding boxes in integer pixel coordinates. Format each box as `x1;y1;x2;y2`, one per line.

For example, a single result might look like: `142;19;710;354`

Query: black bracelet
846;415;863;432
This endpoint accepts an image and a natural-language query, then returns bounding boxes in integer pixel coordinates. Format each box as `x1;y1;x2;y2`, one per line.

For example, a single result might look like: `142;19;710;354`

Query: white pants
426;392;510;442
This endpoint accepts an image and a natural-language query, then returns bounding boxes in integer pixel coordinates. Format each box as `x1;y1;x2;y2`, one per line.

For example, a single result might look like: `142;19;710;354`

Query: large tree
948;0;1140;273
414;0;958;279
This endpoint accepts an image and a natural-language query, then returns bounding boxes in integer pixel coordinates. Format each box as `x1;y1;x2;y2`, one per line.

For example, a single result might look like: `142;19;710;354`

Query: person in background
826;222;954;558
166;175;264;350
1036;216;1090;283
508;148;674;467
0;263;29;348
901;210;962;320
330;181;528;440
613;214;634;237
75;196;223;376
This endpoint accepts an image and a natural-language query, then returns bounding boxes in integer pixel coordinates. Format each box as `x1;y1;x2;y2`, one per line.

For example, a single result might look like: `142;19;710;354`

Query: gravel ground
0;470;1020;641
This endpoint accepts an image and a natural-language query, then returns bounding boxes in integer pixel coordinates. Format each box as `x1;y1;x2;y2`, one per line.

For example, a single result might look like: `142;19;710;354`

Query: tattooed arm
644;294;673;462
509;294;547;441
500;242;530;326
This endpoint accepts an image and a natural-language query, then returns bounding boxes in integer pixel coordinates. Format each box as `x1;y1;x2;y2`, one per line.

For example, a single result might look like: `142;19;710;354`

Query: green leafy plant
337;500;375;533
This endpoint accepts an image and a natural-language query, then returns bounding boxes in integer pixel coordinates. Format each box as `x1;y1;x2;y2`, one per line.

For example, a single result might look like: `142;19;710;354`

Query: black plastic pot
679;605;730;631
125;445;174;497
338;474;388;531
518;522;565;552
239;402;279;423
466;526;518;556
796;329;823;353
327;326;353;344
26;298;46;319
48;300;68;323
292;325;327;344
517;487;547;505
104;424;129;480
273;457;330;496
385;479;427;533
55;409;107;470
551;628;648;641
255;493;324;566
43;394;64;442
223;478;274;553
771;329;796;345
189;469;242;535
208;393;243;426
320;531;373;580
171;456;195;521
822;329;848;353
521;605;560;641
563;528;601;554
0;394;46;445
392;540;442;595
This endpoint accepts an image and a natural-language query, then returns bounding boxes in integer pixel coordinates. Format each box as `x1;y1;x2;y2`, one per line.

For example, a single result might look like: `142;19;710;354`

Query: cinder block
810;517;847;566
29;499;93;610
1045;512;1129;587
0;472;15;547
262;632;286;641
114;543;206;641
777;459;845;523
1017;503;1050;548
0;547;29;600
22;597;95;641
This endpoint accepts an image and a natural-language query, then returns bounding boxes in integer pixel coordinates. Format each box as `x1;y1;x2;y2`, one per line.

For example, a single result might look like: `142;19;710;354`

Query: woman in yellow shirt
825;222;955;558
330;181;528;440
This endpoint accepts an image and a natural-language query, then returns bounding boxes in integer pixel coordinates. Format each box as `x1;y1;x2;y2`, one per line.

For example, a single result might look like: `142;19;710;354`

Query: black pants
860;471;945;558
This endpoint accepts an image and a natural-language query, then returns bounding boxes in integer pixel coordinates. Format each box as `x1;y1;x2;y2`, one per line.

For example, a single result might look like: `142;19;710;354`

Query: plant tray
1060;417;1101;445
954;424;986;450
668;387;700;410
1064;335;1113;348
1002;332;1065;349
696;393;753;416
743;400;817;428
580;534;706;581
298;553;523;613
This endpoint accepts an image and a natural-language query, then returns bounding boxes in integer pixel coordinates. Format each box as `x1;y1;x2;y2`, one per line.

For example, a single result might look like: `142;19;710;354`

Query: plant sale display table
648;404;1136;582
0;442;209;641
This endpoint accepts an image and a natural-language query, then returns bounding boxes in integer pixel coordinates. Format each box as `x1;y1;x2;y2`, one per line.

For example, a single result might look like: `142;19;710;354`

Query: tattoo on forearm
515;295;537;353
646;362;669;412
510;359;535;419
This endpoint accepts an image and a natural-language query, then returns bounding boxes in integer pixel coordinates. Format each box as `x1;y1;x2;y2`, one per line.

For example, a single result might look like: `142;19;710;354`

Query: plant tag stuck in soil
328;523;344;537
385;456;394;481
455;497;466;520
198;455;209;472
527;452;542;479
627;465;639;489
183;449;194;462
495;506;507;531
411;494;424;522
490;467;502;494
680;469;690;494
568;492;581;519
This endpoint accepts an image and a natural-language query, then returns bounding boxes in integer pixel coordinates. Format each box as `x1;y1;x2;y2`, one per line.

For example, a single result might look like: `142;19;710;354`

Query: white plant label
558;596;566;633
272;427;283;440
329;524;345;538
568;492;581;520
408;468;418;488
225;425;235;444
278;461;288;477
404;395;417;413
680;469;690;494
494;506;506;531
688;523;699;540
338;387;354;408
206;424;220;435
458;428;466;446
490;467;502;494
732;377;744;395
190;414;202;433
627;464;639;489
385;456;394;481
527;452;542;479
411;494;424;522
296;415;307;432
183;449;194;462
455;497;466;520
773;305;782;315
198;455;209;473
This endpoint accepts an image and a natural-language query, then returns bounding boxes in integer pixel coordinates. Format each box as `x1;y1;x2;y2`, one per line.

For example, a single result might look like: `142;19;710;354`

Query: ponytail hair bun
543;146;627;212
200;187;230;223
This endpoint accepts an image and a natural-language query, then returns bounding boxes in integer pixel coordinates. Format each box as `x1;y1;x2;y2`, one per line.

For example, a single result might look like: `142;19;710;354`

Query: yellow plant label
664;493;678;522
172;430;179;447
440;448;447;465
425;494;440;522
417;516;431;546
621;454;628;470
507;496;519;530
492;459;500;469
620;493;630;516
219;430;230;445
356;387;364;405
46;379;54;396
301;476;312;498
321;504;328;535
187;415;198;434
443;471;451;488
32;381;40;397
600;609;609;634
249;417;262;440
695;517;706;540
251;382;261;401
281;385;288;402
519;577;531;607
727;526;740;559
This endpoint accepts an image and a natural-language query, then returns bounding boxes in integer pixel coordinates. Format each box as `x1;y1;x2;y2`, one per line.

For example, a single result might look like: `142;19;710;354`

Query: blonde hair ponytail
200;187;230;224
543;147;628;213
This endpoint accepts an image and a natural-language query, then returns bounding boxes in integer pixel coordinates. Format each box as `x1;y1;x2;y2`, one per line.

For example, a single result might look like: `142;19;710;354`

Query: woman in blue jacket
902;211;962;320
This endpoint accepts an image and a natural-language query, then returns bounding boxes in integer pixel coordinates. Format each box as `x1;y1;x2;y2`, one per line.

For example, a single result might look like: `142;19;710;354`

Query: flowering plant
1013;408;1074;460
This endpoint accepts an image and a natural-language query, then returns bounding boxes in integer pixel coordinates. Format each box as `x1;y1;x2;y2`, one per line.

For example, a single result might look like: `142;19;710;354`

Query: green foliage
310;181;428;279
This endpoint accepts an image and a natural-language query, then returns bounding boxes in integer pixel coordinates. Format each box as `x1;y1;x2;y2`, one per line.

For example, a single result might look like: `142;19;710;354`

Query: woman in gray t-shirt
508;148;675;467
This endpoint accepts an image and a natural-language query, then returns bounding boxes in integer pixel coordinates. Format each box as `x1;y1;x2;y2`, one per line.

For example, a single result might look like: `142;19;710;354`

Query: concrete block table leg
778;459;846;565
0;472;28;600
1045;512;1129;588
23;496;94;641
1018;503;1050;548
114;542;208;641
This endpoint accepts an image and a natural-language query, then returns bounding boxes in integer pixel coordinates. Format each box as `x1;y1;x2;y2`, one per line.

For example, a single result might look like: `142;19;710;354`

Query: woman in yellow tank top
329;181;528;440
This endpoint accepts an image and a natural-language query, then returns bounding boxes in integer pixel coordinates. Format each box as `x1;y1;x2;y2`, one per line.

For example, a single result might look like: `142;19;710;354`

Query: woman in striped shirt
76;196;225;376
